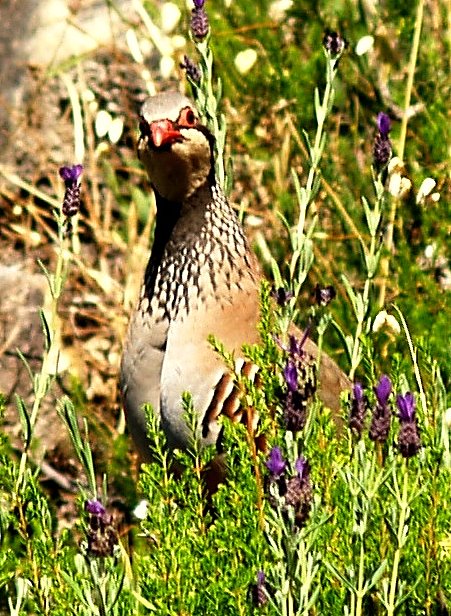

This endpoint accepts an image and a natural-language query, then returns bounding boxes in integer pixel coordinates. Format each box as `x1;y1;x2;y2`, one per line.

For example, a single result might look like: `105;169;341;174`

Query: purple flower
373;135;392;169
59;164;83;186
190;3;209;39
283;391;308;432
295;456;308;478
288;332;308;357
265;451;313;529
396;392;415;422
266;446;286;479
375;375;392;407
349;382;367;437
285;457;313;528
284;360;298;392
322;30;347;57
377;112;391;138
369;375;392;443
59;164;83;218
280;332;317;433
373;113;392;170
353;382;364;403
180;55;201;84
84;499;117;558
314;284;336;307
85;499;106;516
271;286;294;307
398;422;421;458
396;392;421;458
251;570;268;608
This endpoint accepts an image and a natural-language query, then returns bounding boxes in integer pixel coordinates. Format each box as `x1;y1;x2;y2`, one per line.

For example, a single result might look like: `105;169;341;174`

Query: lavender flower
266;446;286;479
369;375;392;443
281;334;316;432
251;570;268;608
322;30;347;57
397;392;416;420
85;499;106;516
295;455;309;478
349;382;367;437
283;390;309;432
285;456;313;528
397;392;421;458
59;164;83;186
271;286;294;307
180;55;201;84
190;0;209;40
283;360;298;392
84;499;118;557
377;112;391;138
265;450;313;529
288;333;305;357
314;284;336;307
59;164;83;218
375;374;392;407
373;112;392;170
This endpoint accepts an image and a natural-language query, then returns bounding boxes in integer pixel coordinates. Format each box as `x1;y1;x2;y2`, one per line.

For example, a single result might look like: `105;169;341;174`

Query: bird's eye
139;117;150;137
178;107;197;127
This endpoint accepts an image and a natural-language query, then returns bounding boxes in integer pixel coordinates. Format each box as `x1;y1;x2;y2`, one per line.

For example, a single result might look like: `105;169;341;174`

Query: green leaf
15;395;31;450
38;309;52;352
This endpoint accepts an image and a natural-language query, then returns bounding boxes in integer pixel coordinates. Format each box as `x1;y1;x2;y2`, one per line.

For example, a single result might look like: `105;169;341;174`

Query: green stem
15;222;69;493
378;0;424;308
355;530;367;616
392;304;428;424
196;39;226;190
398;0;424;163
387;467;409;615
287;56;338;312
348;231;376;380
297;65;334;241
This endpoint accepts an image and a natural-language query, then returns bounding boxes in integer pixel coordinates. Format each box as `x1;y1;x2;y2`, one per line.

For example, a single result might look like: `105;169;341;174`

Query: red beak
150;119;183;148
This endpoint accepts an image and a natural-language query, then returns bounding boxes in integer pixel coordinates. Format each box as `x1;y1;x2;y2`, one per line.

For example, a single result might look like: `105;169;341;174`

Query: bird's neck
143;181;250;305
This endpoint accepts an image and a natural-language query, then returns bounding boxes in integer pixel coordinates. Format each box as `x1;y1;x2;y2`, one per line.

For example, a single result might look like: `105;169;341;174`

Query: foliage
0;0;449;614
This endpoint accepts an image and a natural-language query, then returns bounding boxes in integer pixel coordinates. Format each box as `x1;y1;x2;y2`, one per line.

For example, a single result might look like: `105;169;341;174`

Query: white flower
160;55;175;79
95;109;112;138
126;28;145;64
108;117;124;144
355;35;374;56
387;156;405;174
161;2;181;34
234;48;257;74
388;173;412;199
171;35;186;50
83;89;98;114
269;0;293;22
246;214;264;227
424;243;436;259
416;177;436;203
133;500;149;520
95;111;124;144
372;310;401;334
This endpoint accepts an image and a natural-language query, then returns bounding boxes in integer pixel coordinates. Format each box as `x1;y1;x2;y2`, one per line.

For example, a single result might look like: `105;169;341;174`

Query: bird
120;91;349;461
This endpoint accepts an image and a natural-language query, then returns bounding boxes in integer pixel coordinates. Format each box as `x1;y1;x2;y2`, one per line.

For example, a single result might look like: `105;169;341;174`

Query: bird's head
138;92;214;203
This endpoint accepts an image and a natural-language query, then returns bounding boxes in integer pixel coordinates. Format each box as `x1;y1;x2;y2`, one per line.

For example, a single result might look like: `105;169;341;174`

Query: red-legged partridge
120;91;349;460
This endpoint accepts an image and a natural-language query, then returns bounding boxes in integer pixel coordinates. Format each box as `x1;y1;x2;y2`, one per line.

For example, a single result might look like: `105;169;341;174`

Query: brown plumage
120;91;349;460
